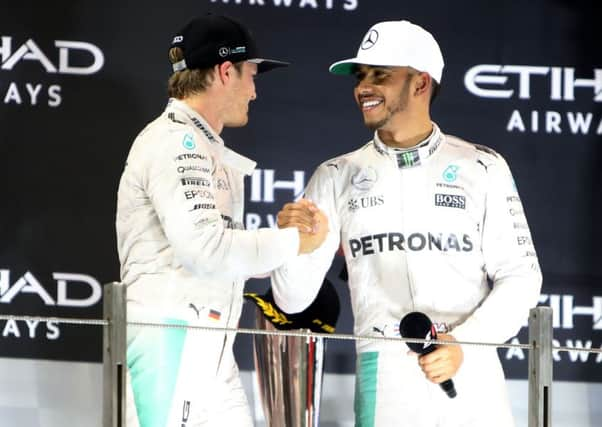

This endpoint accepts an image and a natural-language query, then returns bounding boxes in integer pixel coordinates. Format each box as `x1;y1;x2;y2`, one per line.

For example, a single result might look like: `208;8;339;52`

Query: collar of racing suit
372;122;444;169
165;98;257;176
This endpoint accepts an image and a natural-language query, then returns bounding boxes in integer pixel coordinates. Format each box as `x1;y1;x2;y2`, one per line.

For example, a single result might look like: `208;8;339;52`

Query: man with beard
270;20;541;426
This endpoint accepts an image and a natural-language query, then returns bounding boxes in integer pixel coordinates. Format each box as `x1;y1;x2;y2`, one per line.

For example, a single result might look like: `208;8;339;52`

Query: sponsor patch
351;167;378;191
174;153;207;161
181;177;211;187
348;195;384;211
189;203;216;211
184;189;214;200
442;165;459;182
182;133;196;150
434;193;466;209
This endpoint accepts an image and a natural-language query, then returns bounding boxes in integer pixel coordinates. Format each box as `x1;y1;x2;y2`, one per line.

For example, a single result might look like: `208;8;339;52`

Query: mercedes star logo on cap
361;29;379;50
218;47;230;57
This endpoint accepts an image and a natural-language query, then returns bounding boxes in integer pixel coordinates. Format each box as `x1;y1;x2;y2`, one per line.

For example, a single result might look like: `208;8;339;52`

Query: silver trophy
253;308;324;427
246;279;339;427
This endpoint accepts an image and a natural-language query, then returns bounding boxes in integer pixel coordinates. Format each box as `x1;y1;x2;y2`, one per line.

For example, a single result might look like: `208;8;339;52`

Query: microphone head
399;311;437;354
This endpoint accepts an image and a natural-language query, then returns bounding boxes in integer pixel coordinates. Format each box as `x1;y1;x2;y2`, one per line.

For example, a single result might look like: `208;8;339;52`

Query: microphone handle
440;379;457;399
417;344;458;399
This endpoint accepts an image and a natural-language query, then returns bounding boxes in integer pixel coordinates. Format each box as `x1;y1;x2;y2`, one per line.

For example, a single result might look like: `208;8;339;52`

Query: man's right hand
277;199;329;254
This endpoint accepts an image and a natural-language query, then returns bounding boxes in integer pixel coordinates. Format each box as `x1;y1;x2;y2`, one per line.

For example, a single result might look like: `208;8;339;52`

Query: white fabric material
364;344;515;427
116;98;299;426
271;123;542;426
329;20;445;83
116;98;299;318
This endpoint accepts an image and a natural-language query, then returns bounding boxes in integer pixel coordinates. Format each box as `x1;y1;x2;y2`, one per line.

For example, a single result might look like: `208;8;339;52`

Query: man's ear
216;61;234;84
414;72;431;97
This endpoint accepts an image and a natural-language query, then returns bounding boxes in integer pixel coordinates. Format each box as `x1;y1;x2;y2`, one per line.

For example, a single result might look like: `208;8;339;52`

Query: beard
364;75;412;130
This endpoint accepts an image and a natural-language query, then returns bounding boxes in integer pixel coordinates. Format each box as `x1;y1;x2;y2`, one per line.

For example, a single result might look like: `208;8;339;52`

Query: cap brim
328;58;360;75
248;58;290;73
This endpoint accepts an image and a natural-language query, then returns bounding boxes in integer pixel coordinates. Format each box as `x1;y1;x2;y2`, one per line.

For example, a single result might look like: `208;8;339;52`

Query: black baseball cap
170;14;289;73
244;279;340;334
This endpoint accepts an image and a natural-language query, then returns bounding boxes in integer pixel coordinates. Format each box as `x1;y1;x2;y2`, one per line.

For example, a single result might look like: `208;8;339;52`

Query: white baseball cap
329;20;444;83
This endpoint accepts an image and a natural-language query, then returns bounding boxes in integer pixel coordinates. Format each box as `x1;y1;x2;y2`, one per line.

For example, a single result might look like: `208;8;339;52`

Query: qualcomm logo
464;64;602;136
0;36;105;107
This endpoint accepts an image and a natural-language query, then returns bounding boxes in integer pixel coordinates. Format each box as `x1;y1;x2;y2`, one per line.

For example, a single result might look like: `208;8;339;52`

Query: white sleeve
270;163;341;313
451;155;542;344
146;128;300;280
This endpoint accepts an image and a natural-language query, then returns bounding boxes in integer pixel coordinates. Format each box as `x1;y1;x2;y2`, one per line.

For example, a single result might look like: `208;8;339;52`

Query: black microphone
399;311;457;398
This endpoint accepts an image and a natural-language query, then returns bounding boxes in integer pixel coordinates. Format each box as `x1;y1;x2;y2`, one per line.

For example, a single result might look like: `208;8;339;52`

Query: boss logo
434;193;466;209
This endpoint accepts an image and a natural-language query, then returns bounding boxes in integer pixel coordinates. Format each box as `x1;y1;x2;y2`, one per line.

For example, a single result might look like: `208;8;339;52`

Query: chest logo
442;164;459;182
348;195;384;211
434;193;466;209
351;167;378;191
182;133;196;150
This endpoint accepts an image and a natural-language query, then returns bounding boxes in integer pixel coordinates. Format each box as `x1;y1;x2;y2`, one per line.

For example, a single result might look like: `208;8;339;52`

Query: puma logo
189;303;203;318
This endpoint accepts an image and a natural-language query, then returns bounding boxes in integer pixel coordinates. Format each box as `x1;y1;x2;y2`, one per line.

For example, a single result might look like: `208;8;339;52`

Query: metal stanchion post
103;282;127;427
528;306;553;427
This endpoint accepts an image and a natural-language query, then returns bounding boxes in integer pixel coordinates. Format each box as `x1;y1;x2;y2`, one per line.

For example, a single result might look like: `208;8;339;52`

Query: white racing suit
271;124;542;427
116;99;299;427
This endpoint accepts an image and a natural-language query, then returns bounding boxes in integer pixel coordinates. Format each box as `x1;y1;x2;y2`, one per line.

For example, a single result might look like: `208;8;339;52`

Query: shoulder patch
167;112;186;125
473;144;499;158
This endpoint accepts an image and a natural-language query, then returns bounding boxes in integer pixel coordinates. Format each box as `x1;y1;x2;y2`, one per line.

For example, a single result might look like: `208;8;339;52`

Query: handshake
277;198;329;255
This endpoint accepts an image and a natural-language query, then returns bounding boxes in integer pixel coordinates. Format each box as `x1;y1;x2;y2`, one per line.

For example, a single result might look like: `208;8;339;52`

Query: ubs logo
348;195;384;211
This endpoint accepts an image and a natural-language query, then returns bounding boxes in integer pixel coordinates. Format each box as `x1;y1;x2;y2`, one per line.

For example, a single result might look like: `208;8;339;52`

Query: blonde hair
167;47;215;98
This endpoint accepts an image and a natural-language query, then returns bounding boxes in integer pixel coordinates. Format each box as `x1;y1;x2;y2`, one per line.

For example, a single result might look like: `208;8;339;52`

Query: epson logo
184;189;213;200
464;64;602;102
0;36;104;75
434;193;466;209
0;270;101;307
349;232;474;258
